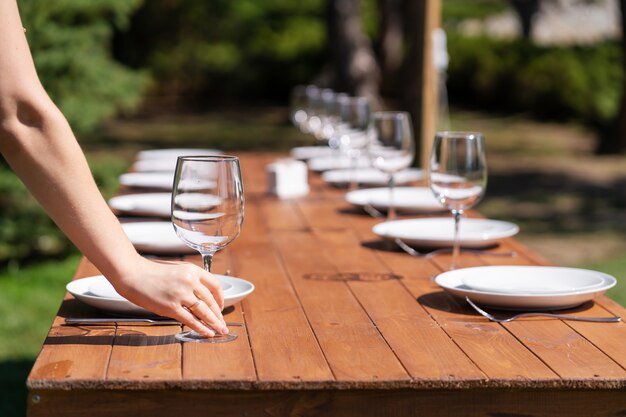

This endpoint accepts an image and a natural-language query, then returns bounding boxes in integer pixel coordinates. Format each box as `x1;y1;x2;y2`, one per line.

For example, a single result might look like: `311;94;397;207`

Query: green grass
0;254;80;417
579;256;626;307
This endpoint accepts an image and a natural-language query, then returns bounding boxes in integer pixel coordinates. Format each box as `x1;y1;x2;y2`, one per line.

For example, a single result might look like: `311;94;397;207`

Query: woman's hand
111;256;228;338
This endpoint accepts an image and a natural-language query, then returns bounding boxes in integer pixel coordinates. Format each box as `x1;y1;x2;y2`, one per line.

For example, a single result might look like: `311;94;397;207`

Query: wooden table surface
27;152;626;417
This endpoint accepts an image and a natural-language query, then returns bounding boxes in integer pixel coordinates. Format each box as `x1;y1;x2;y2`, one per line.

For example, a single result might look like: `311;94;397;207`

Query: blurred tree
598;0;626;153
19;0;148;134
113;0;326;105
510;0;541;39
376;0;403;95
325;0;381;105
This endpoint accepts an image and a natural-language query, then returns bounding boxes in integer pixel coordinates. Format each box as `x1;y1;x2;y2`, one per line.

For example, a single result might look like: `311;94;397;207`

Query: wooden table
27;153;626;416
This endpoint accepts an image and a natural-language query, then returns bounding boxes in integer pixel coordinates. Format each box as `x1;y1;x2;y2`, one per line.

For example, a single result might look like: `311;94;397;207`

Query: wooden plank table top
27;152;626;417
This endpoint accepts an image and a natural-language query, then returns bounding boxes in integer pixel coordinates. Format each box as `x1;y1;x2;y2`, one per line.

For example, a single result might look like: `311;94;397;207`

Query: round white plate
109;193;220;218
435;266;617;310
290;146;335;160
121;221;195;254
132;159;178;173
346;187;446;213
108;193;172;218
323;168;424;186
67;275;254;316
308;156;370;172
88;276;233;298
136;148;223;160
119;173;218;191
372;217;519;248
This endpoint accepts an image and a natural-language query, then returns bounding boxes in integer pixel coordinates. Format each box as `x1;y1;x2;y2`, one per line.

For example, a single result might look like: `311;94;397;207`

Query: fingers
194;284;224;323
184;295;228;335
173;306;216;338
200;273;225;311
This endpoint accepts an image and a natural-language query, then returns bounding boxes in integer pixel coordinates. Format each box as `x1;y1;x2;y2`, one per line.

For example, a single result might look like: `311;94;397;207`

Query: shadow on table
418;291;597;316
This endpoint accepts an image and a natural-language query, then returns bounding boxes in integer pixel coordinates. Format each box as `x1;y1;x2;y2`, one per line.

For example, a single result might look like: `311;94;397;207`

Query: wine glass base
175;330;238;343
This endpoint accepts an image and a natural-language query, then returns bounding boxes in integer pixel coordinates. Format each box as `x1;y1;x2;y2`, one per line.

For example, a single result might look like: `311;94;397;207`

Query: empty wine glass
429;132;487;270
337;96;371;190
369;111;415;219
289;85;308;131
171;155;245;343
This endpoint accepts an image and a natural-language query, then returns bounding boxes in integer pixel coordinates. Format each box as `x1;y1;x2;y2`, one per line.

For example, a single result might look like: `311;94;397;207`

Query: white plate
136;148;223;160
119;173;216;191
346;187;446;213
132;149;223;172
109;193;172;217
323;168;424;186
372;217;519;248
67;275;254;316
290;146;335;160
121;222;195;254
308;156;370;172
435;266;617;310
132;159;178;173
88;277;233;298
109;193;220;218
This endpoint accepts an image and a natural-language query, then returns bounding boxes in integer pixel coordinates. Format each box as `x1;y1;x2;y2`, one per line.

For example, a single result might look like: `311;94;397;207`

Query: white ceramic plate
132;159;178;173
133;149;223;172
346;187;446;213
308;156;370;172
435;266;617;310
323;168;424;186
108;193;172;217
136;148;223;160
67;275;254;316
109;193;220;218
372;217;519;248
290;146;335;160
121;221;195;254
119;173;218;191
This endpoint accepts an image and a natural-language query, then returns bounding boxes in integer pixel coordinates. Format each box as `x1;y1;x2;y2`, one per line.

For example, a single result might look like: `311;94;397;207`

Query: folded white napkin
266;159;309;199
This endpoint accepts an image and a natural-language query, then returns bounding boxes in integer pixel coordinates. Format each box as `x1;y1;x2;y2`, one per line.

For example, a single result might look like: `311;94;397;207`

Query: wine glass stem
387;174;396;220
349;154;358;191
451;210;462;270
202;253;214;273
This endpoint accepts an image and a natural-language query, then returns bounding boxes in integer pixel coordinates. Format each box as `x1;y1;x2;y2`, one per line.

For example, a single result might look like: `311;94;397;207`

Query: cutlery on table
65;318;244;326
395;238;517;258
465;297;621;323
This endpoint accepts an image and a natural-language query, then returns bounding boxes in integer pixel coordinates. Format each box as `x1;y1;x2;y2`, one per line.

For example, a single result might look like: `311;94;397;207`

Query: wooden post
402;0;441;169
420;0;441;170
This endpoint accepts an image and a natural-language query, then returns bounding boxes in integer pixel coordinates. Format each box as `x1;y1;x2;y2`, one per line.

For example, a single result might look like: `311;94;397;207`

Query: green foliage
443;0;508;24
0;164;69;264
0;154;127;265
114;0;326;100
18;0;149;134
447;34;623;127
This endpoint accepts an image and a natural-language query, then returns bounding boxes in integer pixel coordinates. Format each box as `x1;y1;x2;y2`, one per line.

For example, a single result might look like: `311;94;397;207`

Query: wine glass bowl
369;111;415;219
171;155;245;342
429;132;487;269
336;96;372;190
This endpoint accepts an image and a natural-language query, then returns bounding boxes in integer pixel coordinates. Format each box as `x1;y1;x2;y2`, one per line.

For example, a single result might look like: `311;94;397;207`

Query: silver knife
64;318;243;326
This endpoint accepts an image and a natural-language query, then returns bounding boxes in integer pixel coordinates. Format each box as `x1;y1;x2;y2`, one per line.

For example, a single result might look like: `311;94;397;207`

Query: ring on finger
186;298;202;312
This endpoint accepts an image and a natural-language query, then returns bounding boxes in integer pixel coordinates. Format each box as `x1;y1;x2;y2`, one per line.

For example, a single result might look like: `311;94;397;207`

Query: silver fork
395;238;517;258
465;297;621;323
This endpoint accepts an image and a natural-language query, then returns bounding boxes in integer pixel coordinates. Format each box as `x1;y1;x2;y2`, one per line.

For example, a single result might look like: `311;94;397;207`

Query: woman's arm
0;0;228;337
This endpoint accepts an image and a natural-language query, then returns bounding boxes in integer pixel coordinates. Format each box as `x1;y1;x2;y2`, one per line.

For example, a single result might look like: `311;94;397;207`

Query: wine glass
337;96;372;190
428;132;487;270
289;85;308;131
369;111;415;219
171;155;245;343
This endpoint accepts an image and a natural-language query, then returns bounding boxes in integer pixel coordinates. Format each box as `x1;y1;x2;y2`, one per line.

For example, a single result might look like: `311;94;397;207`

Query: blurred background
2;0;626;414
